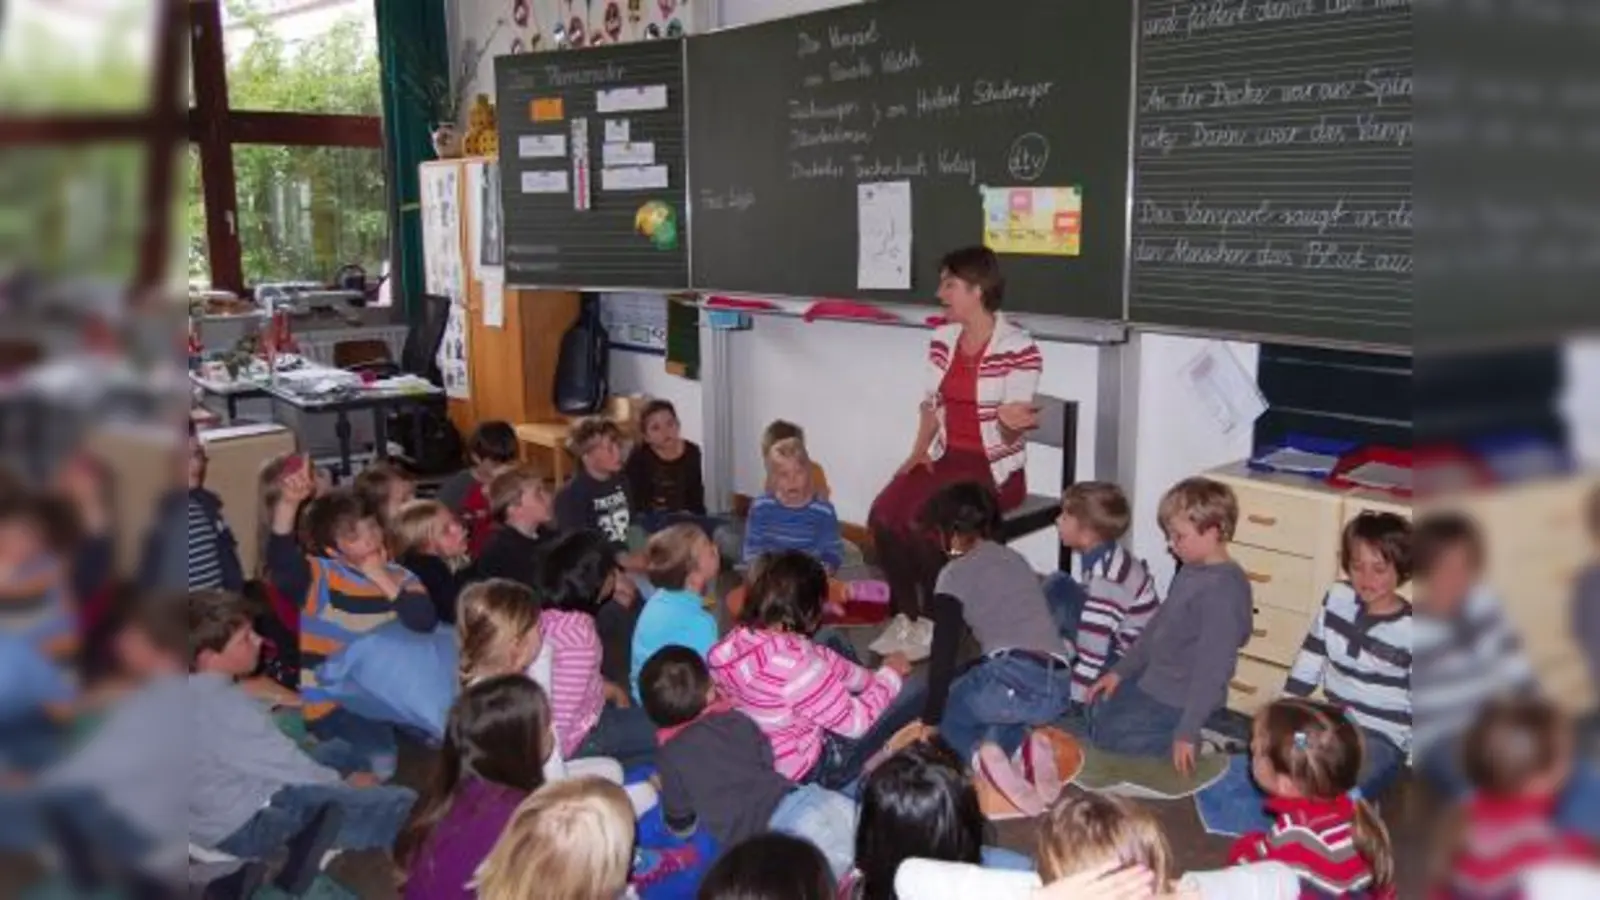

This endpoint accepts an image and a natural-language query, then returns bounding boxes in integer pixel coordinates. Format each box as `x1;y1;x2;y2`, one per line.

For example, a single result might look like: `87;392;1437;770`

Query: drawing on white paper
602;141;655;167
857;180;912;290
521;170;570;194
596;84;668;113
437;301;470;399
518;134;567;158
605;119;630;142
601;165;669;191
1179;342;1267;436
421;165;465;301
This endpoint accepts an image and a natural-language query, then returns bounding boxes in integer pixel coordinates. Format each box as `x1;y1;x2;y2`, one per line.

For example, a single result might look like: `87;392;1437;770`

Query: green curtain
374;0;449;324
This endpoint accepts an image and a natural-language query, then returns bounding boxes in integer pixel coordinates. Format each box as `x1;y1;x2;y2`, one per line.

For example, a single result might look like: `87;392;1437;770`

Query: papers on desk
1252;447;1341;478
1338;461;1412;493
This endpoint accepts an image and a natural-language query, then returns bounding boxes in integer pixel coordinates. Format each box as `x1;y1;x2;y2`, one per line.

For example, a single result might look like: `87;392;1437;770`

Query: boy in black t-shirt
554;416;635;550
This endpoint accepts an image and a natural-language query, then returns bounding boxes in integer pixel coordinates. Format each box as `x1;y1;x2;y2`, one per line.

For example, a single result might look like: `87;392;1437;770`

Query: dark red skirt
868;449;1025;537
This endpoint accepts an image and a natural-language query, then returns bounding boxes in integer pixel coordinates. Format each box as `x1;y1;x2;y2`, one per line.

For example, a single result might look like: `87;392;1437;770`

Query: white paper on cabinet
857;181;913;290
596;85;668;114
521;170;569;194
602;142;655;167
517;134;567;158
604;120;630;142
601;165;669;192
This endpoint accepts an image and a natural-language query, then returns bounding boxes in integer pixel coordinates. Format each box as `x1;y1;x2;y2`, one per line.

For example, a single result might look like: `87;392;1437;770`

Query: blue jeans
1196;729;1407;836
308;708;397;779
807;676;929;793
215;782;417;859
1076;679;1183;757
981;846;1035;871
815;628;861;664
768;784;858;881
941;653;1075;762
1043;573;1088;642
575;703;659;770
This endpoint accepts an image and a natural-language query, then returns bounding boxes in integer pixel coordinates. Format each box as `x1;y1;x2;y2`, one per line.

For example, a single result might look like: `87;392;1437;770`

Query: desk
514;421;573;485
266;382;444;480
189;372;268;422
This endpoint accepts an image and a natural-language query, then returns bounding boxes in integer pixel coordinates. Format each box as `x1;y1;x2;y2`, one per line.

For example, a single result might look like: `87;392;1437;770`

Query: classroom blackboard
1128;0;1413;350
686;0;1132;318
496;40;689;290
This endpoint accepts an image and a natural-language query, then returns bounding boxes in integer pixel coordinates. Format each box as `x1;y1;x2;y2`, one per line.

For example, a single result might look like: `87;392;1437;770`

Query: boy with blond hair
554;417;634;549
1047;482;1162;705
1080;477;1252;774
629;523;721;701
477;465;557;590
761;419;831;501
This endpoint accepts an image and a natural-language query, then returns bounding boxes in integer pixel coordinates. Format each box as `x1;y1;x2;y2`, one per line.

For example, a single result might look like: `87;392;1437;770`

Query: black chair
998;396;1078;560
379;292;460;474
339;293;450;384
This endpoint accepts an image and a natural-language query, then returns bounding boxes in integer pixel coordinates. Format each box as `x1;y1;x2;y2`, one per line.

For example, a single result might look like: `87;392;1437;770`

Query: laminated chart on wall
980;186;1082;257
495;39;688;289
599;292;669;352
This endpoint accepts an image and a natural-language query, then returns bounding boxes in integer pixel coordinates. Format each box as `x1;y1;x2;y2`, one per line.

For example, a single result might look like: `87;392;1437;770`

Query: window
189;0;387;293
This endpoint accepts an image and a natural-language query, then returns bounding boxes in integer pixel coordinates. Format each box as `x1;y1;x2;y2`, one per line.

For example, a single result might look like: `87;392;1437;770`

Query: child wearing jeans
629;523;720;702
391;499;476;625
266;471;436;777
1045;481;1161;705
437;420;520;555
187;589;416;861
912;481;1074;815
1079;477;1253;775
641;646;858;880
708;550;914;789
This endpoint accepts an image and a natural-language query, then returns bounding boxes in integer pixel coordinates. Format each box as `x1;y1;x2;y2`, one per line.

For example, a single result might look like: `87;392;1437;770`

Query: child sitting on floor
626;399;714;536
1431;697;1597;898
1080;477;1253;775
762;419;832;501
1231;697;1395;898
700;834;836;900
640;645;858;879
474;465;556;590
397;674;555;900
437;420;520;556
266;468;435;776
708;550;913;790
186;589;417;864
536;529;658;770
555;416;637;551
1284;511;1413;798
1045;481;1161;706
392;499;476;625
912;481;1074;815
629;523;720;702
353;460;416;530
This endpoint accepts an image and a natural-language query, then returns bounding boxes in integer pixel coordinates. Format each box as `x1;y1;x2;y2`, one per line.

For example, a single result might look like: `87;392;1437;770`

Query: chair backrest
401;293;451;383
1029;394;1075;451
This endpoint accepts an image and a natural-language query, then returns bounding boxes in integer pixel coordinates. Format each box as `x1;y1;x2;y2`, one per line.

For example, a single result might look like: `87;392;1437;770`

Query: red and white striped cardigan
924;314;1043;488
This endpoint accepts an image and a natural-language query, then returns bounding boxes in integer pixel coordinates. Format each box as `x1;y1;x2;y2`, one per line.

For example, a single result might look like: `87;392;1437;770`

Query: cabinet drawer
1241;603;1312;667
1232;544;1322;616
1227;481;1341;556
1227;656;1288;715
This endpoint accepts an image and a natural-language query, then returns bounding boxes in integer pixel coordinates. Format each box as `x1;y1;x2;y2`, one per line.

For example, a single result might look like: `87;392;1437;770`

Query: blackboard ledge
1129;323;1410;357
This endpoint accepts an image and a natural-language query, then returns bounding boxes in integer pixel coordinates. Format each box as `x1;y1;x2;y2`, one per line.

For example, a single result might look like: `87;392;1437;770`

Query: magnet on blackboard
635;200;678;250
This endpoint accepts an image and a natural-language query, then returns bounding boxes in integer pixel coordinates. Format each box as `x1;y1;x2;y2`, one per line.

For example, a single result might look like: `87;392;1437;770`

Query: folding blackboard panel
496;41;689;290
1129;0;1413;350
686;0;1132;318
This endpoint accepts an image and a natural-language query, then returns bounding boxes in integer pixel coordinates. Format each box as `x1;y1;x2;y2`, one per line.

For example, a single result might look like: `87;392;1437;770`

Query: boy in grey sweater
187;589;416;859
1080;477;1253;775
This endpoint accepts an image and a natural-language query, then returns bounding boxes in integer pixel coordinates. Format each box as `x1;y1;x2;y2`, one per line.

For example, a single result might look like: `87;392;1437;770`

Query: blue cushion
313;622;457;742
634;793;719;900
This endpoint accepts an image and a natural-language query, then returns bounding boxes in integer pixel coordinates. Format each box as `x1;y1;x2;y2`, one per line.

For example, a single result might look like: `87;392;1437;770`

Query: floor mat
1070;745;1228;800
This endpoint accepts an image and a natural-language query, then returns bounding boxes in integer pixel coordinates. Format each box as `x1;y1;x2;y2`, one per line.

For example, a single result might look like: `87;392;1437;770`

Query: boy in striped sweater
1045;482;1161;707
1284;512;1413;798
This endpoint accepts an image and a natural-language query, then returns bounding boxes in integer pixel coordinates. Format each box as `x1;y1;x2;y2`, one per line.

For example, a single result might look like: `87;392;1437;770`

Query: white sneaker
868;614;915;657
908;617;935;650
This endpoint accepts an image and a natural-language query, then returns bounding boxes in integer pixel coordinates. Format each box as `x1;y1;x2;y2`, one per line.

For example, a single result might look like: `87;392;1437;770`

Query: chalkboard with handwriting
686;0;1132;317
1129;0;1413;349
496;40;688;290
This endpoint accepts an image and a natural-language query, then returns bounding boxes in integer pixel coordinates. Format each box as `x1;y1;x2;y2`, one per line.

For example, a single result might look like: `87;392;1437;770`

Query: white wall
610;349;705;444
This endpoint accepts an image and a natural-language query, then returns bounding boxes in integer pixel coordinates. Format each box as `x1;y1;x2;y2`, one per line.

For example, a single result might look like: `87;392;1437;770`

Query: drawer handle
1230;679;1259;695
1246;571;1273;584
1252;627;1267;638
1247;514;1278;527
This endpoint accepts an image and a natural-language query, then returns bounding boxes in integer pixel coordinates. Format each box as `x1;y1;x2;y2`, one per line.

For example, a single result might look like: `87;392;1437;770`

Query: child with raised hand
436;420;520;556
476;465;559;590
1231;697;1395;898
642;645;858;880
266;468;435;776
537;529;658;770
392;499;475;625
398;674;555;900
843;740;1033;900
353;460;416;531
630;523;720;702
626;398;712;535
1284;512;1413;798
698;833;836;900
1082;477;1253;775
910;481;1073;815
708;550;914;790
474;777;636;900
1046;481;1161;705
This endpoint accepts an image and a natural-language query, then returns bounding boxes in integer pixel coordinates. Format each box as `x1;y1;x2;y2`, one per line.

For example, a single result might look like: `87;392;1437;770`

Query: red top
461;481;493;557
940;344;985;454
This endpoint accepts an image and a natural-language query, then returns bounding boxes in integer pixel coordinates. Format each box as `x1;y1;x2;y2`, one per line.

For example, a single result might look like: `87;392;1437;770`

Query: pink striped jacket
539;609;605;759
925;314;1043;487
706;627;903;781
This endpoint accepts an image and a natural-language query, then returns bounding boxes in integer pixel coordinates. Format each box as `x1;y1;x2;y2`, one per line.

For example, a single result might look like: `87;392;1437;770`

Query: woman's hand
997;401;1041;433
1033;862;1156;900
896;452;933;477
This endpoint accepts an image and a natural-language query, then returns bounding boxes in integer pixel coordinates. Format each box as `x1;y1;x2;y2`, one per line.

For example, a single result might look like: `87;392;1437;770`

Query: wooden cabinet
419;158;580;439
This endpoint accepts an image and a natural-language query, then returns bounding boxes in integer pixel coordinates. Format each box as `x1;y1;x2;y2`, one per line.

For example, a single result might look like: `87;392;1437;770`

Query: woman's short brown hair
1061;482;1133;542
939;246;1005;311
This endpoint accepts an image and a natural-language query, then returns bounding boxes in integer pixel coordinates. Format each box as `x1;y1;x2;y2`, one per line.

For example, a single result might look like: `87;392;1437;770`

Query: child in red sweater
1230;697;1395;899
